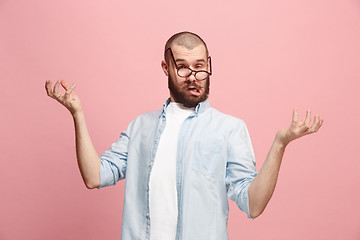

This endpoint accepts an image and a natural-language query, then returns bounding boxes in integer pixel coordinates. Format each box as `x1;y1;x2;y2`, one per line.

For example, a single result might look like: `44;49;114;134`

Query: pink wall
1;0;359;239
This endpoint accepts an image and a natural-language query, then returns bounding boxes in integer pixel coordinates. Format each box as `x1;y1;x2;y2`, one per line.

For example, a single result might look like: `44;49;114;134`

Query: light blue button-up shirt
98;99;258;240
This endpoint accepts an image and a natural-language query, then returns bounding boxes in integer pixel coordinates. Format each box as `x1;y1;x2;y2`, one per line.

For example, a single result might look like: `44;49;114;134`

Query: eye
196;65;204;69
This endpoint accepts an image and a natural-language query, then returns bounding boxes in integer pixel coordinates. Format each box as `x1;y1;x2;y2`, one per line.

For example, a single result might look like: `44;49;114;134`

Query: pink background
1;0;359;239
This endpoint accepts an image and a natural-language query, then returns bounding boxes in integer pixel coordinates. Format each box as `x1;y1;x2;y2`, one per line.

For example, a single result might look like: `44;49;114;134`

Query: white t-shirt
149;102;194;240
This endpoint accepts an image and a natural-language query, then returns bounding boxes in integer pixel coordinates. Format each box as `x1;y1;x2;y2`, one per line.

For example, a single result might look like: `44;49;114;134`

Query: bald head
164;31;209;64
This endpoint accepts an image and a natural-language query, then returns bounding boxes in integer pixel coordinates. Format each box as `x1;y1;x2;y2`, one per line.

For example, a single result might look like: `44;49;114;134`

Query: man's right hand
45;80;82;115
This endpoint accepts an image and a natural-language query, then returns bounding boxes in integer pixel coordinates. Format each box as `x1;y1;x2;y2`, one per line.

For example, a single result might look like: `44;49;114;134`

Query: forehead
171;44;207;61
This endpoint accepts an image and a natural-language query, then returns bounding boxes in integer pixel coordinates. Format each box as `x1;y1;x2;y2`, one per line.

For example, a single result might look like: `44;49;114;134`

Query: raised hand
275;109;324;147
45;80;82;115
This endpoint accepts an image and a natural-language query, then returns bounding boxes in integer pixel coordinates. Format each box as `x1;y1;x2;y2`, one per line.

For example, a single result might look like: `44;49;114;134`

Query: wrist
274;129;290;149
72;109;84;119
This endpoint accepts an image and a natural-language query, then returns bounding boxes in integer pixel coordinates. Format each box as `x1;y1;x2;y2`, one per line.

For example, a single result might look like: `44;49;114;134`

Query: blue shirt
98;99;258;240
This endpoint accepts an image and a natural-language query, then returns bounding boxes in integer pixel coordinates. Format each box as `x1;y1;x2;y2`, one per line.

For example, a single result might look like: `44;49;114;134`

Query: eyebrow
175;58;206;63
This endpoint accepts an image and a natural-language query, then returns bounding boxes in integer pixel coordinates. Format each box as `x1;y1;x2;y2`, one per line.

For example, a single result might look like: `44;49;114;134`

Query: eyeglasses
165;48;212;81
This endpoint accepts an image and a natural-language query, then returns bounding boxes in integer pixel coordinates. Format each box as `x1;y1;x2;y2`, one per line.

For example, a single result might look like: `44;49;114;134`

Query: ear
161;60;169;76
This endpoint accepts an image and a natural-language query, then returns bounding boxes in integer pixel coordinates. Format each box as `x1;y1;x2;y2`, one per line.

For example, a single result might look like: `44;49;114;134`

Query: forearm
247;109;323;218
72;110;101;189
248;137;286;218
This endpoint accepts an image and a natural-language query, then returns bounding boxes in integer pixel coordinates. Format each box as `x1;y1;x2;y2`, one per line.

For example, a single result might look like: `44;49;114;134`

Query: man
45;31;323;240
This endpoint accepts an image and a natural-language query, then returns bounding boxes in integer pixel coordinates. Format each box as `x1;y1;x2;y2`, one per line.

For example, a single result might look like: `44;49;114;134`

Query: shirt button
155;138;159;143
146;213;149;217
149;162;153;167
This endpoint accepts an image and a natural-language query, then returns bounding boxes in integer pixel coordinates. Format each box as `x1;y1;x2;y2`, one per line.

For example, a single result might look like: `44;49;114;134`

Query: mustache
184;82;203;89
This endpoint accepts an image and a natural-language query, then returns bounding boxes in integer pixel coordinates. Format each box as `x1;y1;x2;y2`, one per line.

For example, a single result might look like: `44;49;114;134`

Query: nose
185;71;197;83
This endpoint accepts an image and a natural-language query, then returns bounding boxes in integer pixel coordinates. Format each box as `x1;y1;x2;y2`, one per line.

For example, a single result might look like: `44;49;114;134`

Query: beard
168;75;210;108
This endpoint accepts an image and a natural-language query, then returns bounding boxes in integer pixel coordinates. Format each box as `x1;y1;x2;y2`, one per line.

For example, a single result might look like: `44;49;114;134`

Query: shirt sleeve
97;129;130;189
226;120;258;218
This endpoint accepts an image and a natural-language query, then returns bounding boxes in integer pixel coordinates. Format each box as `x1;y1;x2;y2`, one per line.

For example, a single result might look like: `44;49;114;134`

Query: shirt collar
160;98;211;118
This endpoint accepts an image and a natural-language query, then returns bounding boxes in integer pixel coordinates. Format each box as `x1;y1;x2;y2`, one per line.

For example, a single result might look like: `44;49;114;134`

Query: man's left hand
275;109;324;147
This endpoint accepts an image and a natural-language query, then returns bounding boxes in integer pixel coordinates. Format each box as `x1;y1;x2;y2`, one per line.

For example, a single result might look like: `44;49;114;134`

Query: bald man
45;31;323;240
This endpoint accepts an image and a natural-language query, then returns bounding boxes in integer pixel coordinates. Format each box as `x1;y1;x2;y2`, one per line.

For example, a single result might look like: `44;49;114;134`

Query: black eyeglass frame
165;48;212;81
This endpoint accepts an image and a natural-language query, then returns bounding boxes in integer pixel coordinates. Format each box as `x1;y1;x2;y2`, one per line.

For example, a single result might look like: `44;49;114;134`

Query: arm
248;109;324;218
45;80;100;189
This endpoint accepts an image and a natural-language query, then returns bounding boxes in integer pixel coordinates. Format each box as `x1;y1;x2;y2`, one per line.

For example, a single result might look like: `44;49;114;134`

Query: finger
65;83;76;97
45;80;54;97
53;80;61;98
304;110;311;128
315;118;324;132
299;110;311;132
292;108;298;123
61;80;70;91
308;115;320;133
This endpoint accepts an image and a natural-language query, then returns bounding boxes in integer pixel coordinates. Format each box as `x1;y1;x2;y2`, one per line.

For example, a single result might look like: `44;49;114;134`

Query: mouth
187;86;202;97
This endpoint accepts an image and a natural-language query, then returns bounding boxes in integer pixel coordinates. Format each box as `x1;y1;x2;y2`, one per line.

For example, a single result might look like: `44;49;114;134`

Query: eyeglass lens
177;68;209;80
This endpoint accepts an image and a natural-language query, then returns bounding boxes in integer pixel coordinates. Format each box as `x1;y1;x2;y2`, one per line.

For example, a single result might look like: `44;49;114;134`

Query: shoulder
206;106;246;127
131;99;169;123
130;109;162;125
122;109;162;136
136;109;162;119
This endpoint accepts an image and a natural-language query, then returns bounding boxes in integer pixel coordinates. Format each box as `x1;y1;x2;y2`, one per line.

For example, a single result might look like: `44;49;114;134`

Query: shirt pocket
192;141;222;175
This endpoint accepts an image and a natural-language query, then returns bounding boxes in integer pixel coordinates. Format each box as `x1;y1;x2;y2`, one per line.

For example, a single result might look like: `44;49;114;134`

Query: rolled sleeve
226;120;258;218
97;130;129;189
